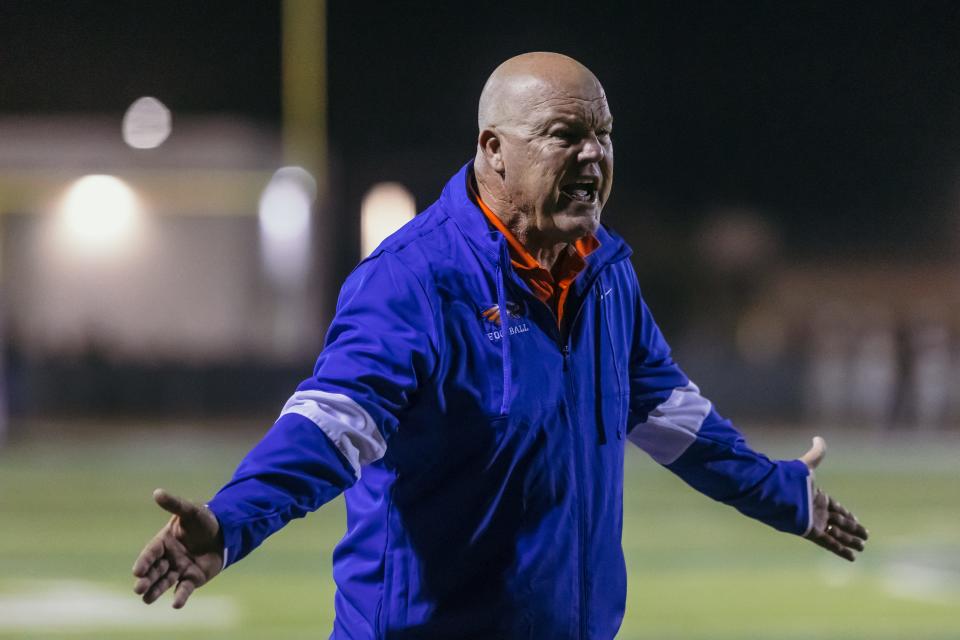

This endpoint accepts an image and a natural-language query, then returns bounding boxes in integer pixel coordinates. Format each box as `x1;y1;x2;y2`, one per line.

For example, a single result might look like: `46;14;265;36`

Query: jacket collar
440;160;632;272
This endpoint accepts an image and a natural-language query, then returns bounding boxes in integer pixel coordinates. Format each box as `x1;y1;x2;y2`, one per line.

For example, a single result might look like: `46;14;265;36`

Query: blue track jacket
208;162;813;639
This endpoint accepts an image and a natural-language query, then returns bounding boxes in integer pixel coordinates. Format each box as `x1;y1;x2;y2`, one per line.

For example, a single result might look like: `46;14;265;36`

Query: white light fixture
56;175;143;256
122;96;172;149
361;182;415;258
258;167;316;290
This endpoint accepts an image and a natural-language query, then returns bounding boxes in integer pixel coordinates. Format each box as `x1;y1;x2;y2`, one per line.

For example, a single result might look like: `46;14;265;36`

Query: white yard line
0;579;237;631
882;561;960;605
820;553;960;607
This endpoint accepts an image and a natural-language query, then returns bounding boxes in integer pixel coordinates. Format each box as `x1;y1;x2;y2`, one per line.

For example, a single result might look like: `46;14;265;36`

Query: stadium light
361;182;415;257
258;166;315;290
122;97;172;149
55;175;144;257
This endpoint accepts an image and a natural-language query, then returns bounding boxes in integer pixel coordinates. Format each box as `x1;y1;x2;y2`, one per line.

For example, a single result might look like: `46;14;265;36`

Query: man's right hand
132;488;224;608
798;437;869;562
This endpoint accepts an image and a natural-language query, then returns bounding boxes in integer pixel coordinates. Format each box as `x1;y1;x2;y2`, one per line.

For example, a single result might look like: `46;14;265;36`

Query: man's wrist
203;503;229;570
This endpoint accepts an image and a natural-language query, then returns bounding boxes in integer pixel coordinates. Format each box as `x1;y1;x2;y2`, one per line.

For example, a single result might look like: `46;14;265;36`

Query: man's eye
597;129;612;140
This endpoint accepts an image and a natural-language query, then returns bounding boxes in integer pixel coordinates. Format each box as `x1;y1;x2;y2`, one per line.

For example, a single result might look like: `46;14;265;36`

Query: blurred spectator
805;305;854;425
905;308;952;428
849;306;898;426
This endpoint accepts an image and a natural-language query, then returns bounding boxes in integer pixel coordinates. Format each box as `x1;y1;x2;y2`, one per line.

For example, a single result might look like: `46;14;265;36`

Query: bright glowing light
122;97;172;149
361;183;416;257
57;175;142;255
259;167;315;242
259;167;316;289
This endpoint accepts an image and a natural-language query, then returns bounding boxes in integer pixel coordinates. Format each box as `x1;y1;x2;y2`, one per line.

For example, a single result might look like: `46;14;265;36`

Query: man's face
497;82;613;243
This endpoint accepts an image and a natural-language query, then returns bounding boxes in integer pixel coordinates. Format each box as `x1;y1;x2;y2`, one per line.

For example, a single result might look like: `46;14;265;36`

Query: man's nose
579;136;605;163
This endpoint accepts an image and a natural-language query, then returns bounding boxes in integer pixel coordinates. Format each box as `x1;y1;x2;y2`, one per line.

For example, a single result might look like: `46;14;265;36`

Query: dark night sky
2;1;959;256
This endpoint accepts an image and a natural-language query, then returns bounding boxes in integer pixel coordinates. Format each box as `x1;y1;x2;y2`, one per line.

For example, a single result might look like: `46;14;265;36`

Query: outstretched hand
799;436;869;562
132;489;224;608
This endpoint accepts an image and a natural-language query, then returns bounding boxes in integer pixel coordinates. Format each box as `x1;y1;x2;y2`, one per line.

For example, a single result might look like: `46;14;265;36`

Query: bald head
473;52;613;261
477;52;605;131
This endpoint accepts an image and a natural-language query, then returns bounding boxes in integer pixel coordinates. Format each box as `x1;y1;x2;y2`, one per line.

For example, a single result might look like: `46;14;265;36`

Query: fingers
134;491;219;608
133;539;211;606
134;490;187;579
142;568;180;604
807;491;869;562
799;436;827;470
804;485;869;561
132;537;165;577
827;494;853;518
153;488;199;519
827;512;869;541
172;579;197;609
133;557;170;595
828;496;869;540
171;564;207;609
817;521;863;562
828;526;865;552
812;533;856;562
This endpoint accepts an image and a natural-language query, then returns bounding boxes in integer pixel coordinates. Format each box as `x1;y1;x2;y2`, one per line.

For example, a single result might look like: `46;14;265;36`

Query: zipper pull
561;344;570;370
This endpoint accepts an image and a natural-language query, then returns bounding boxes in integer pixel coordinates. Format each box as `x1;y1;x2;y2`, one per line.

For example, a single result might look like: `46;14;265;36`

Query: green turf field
1;424;957;639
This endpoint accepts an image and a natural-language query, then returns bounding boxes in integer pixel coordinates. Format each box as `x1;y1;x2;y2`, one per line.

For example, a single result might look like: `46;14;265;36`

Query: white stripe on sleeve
627;382;711;465
280;390;387;478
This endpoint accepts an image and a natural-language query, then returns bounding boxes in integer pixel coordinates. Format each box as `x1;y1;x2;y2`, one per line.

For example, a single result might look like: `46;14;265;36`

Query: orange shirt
469;179;599;326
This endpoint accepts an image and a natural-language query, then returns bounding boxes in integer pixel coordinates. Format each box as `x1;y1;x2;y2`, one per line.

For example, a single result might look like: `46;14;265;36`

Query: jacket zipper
556;307;589;640
503;263;615;640
566;356;589;640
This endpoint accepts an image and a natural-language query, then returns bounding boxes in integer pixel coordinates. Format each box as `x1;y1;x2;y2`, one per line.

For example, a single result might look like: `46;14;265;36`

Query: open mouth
560;179;599;204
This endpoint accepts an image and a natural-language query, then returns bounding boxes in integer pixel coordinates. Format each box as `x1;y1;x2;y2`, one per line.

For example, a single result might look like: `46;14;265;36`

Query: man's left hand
798;436;869;562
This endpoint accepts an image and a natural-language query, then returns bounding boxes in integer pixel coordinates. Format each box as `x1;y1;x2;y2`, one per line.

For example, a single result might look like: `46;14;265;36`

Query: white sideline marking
820;556;960;606
882;562;960;605
0;580;238;631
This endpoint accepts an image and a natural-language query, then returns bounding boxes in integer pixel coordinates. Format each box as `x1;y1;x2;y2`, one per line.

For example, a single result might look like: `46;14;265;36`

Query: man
133;52;868;639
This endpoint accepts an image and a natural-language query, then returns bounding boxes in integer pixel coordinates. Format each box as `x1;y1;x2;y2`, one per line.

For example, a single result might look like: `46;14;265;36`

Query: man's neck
475;178;569;271
518;228;569;274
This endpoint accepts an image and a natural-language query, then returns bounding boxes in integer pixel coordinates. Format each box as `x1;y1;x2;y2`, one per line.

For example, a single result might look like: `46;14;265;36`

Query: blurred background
0;1;958;638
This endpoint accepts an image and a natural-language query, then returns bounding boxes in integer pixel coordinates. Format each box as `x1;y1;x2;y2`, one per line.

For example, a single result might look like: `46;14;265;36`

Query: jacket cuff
206;497;249;570
727;458;812;536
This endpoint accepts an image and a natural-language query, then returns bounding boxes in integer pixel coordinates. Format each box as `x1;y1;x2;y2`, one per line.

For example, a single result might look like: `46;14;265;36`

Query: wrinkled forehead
505;74;612;130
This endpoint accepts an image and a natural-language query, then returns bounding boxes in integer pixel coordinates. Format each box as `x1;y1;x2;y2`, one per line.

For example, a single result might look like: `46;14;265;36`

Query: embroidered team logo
480;301;524;326
480;301;530;341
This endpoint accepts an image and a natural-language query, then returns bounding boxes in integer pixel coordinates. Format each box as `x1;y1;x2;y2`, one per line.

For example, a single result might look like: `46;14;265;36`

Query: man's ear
478;129;505;174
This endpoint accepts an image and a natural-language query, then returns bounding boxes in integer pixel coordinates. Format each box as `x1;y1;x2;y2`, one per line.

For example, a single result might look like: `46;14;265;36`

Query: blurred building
1;1;958;433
